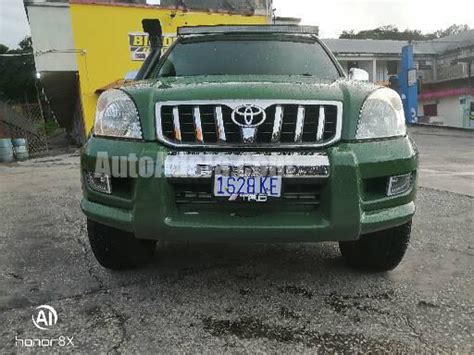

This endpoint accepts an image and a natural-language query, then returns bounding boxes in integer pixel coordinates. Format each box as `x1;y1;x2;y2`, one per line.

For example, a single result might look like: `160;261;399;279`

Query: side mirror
348;68;369;81
125;70;138;81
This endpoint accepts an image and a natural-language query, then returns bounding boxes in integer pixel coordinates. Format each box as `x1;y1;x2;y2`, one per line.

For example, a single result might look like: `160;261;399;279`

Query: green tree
434;24;471;38
339;24;470;41
0;36;36;103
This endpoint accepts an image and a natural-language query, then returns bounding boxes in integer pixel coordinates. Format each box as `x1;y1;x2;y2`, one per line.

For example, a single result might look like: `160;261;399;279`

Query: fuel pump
399;44;418;124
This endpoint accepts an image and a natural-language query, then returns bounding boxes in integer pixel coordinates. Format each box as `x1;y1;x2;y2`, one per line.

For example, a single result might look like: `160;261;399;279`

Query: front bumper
80;136;417;242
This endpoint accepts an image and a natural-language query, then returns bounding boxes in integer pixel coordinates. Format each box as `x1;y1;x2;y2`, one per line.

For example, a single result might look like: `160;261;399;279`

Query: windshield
155;35;341;80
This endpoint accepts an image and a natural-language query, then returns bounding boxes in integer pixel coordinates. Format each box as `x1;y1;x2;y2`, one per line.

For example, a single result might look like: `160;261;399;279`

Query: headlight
356;88;406;139
94;89;142;139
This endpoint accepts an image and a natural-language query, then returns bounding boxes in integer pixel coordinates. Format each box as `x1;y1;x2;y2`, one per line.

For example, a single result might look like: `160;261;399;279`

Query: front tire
87;219;156;270
339;221;412;272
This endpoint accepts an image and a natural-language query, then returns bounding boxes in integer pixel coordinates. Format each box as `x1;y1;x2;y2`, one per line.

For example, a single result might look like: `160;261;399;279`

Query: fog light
86;172;111;194
387;173;413;196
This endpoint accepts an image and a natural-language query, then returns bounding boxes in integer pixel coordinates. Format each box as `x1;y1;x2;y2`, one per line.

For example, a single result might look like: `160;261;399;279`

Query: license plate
214;175;282;199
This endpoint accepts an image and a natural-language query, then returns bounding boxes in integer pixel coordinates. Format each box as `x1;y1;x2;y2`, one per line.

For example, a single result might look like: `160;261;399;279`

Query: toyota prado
81;25;418;271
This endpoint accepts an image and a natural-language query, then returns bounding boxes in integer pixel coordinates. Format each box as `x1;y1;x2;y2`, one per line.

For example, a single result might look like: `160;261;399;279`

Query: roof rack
178;25;319;36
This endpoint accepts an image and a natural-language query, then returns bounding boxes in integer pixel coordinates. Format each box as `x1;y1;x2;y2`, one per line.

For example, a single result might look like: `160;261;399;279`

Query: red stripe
420;87;474;100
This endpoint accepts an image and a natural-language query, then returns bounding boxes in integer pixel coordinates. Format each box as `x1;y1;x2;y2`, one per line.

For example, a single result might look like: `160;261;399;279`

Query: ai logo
32;305;58;330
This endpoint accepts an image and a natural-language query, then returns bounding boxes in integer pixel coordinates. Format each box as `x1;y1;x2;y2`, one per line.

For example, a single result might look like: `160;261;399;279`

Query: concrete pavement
409;125;474;196
0;127;472;353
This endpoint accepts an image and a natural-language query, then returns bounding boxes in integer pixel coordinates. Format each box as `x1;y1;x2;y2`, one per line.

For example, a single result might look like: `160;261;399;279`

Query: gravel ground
0;129;473;353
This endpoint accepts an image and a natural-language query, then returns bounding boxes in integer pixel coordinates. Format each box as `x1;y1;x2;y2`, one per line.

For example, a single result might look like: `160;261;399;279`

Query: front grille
172;180;323;212
156;100;342;148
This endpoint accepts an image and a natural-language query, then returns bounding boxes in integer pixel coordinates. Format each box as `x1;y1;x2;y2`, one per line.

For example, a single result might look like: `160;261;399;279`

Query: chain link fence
0;101;49;157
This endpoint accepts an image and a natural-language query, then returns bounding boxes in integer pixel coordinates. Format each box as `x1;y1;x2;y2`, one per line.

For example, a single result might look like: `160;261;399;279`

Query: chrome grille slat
316;106;326;142
172;107;181;142
214;106;226;143
193;106;204;143
272;105;284;143
156;100;342;148
294;105;305;143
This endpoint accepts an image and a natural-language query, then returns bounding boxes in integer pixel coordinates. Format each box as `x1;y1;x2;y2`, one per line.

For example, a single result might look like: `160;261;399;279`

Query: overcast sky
0;0;473;49
275;0;474;38
0;0;30;48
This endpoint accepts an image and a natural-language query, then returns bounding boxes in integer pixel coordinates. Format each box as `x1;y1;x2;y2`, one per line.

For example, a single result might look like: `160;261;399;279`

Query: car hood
123;75;377;103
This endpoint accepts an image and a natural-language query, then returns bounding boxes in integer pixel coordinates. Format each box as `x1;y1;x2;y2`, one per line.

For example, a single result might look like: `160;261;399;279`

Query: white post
372;58;377;83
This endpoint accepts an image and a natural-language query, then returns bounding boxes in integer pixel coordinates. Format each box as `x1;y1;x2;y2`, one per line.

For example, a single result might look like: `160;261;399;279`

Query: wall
69;2;269;133
27;4;78;72
419;96;472;128
436;48;474;82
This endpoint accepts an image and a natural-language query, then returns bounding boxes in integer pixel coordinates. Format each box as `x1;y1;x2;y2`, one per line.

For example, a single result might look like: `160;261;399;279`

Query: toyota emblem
231;104;266;128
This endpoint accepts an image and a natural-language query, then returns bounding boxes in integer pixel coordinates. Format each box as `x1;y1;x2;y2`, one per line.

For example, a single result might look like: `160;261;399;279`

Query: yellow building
25;0;271;141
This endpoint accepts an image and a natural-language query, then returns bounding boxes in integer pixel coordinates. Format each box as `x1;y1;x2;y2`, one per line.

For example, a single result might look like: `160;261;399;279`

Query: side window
159;59;176;77
347;61;358;71
387;61;398;75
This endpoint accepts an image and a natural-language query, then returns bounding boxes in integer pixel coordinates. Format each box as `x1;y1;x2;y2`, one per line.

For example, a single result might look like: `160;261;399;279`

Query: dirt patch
277;285;313;299
202;316;413;352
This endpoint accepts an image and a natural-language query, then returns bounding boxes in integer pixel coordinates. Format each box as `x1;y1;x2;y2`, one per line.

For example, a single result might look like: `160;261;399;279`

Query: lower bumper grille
172;180;323;212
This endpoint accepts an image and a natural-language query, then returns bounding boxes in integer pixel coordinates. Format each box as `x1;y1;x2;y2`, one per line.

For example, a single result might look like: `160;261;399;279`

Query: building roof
415;29;474;54
323;30;474;57
322;38;408;56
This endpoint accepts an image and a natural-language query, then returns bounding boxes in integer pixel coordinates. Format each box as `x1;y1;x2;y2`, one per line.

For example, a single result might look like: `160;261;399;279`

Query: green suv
81;25;417;271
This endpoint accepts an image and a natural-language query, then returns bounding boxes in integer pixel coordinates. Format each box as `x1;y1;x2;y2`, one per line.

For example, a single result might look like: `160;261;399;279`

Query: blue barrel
12;138;29;161
0;138;14;163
